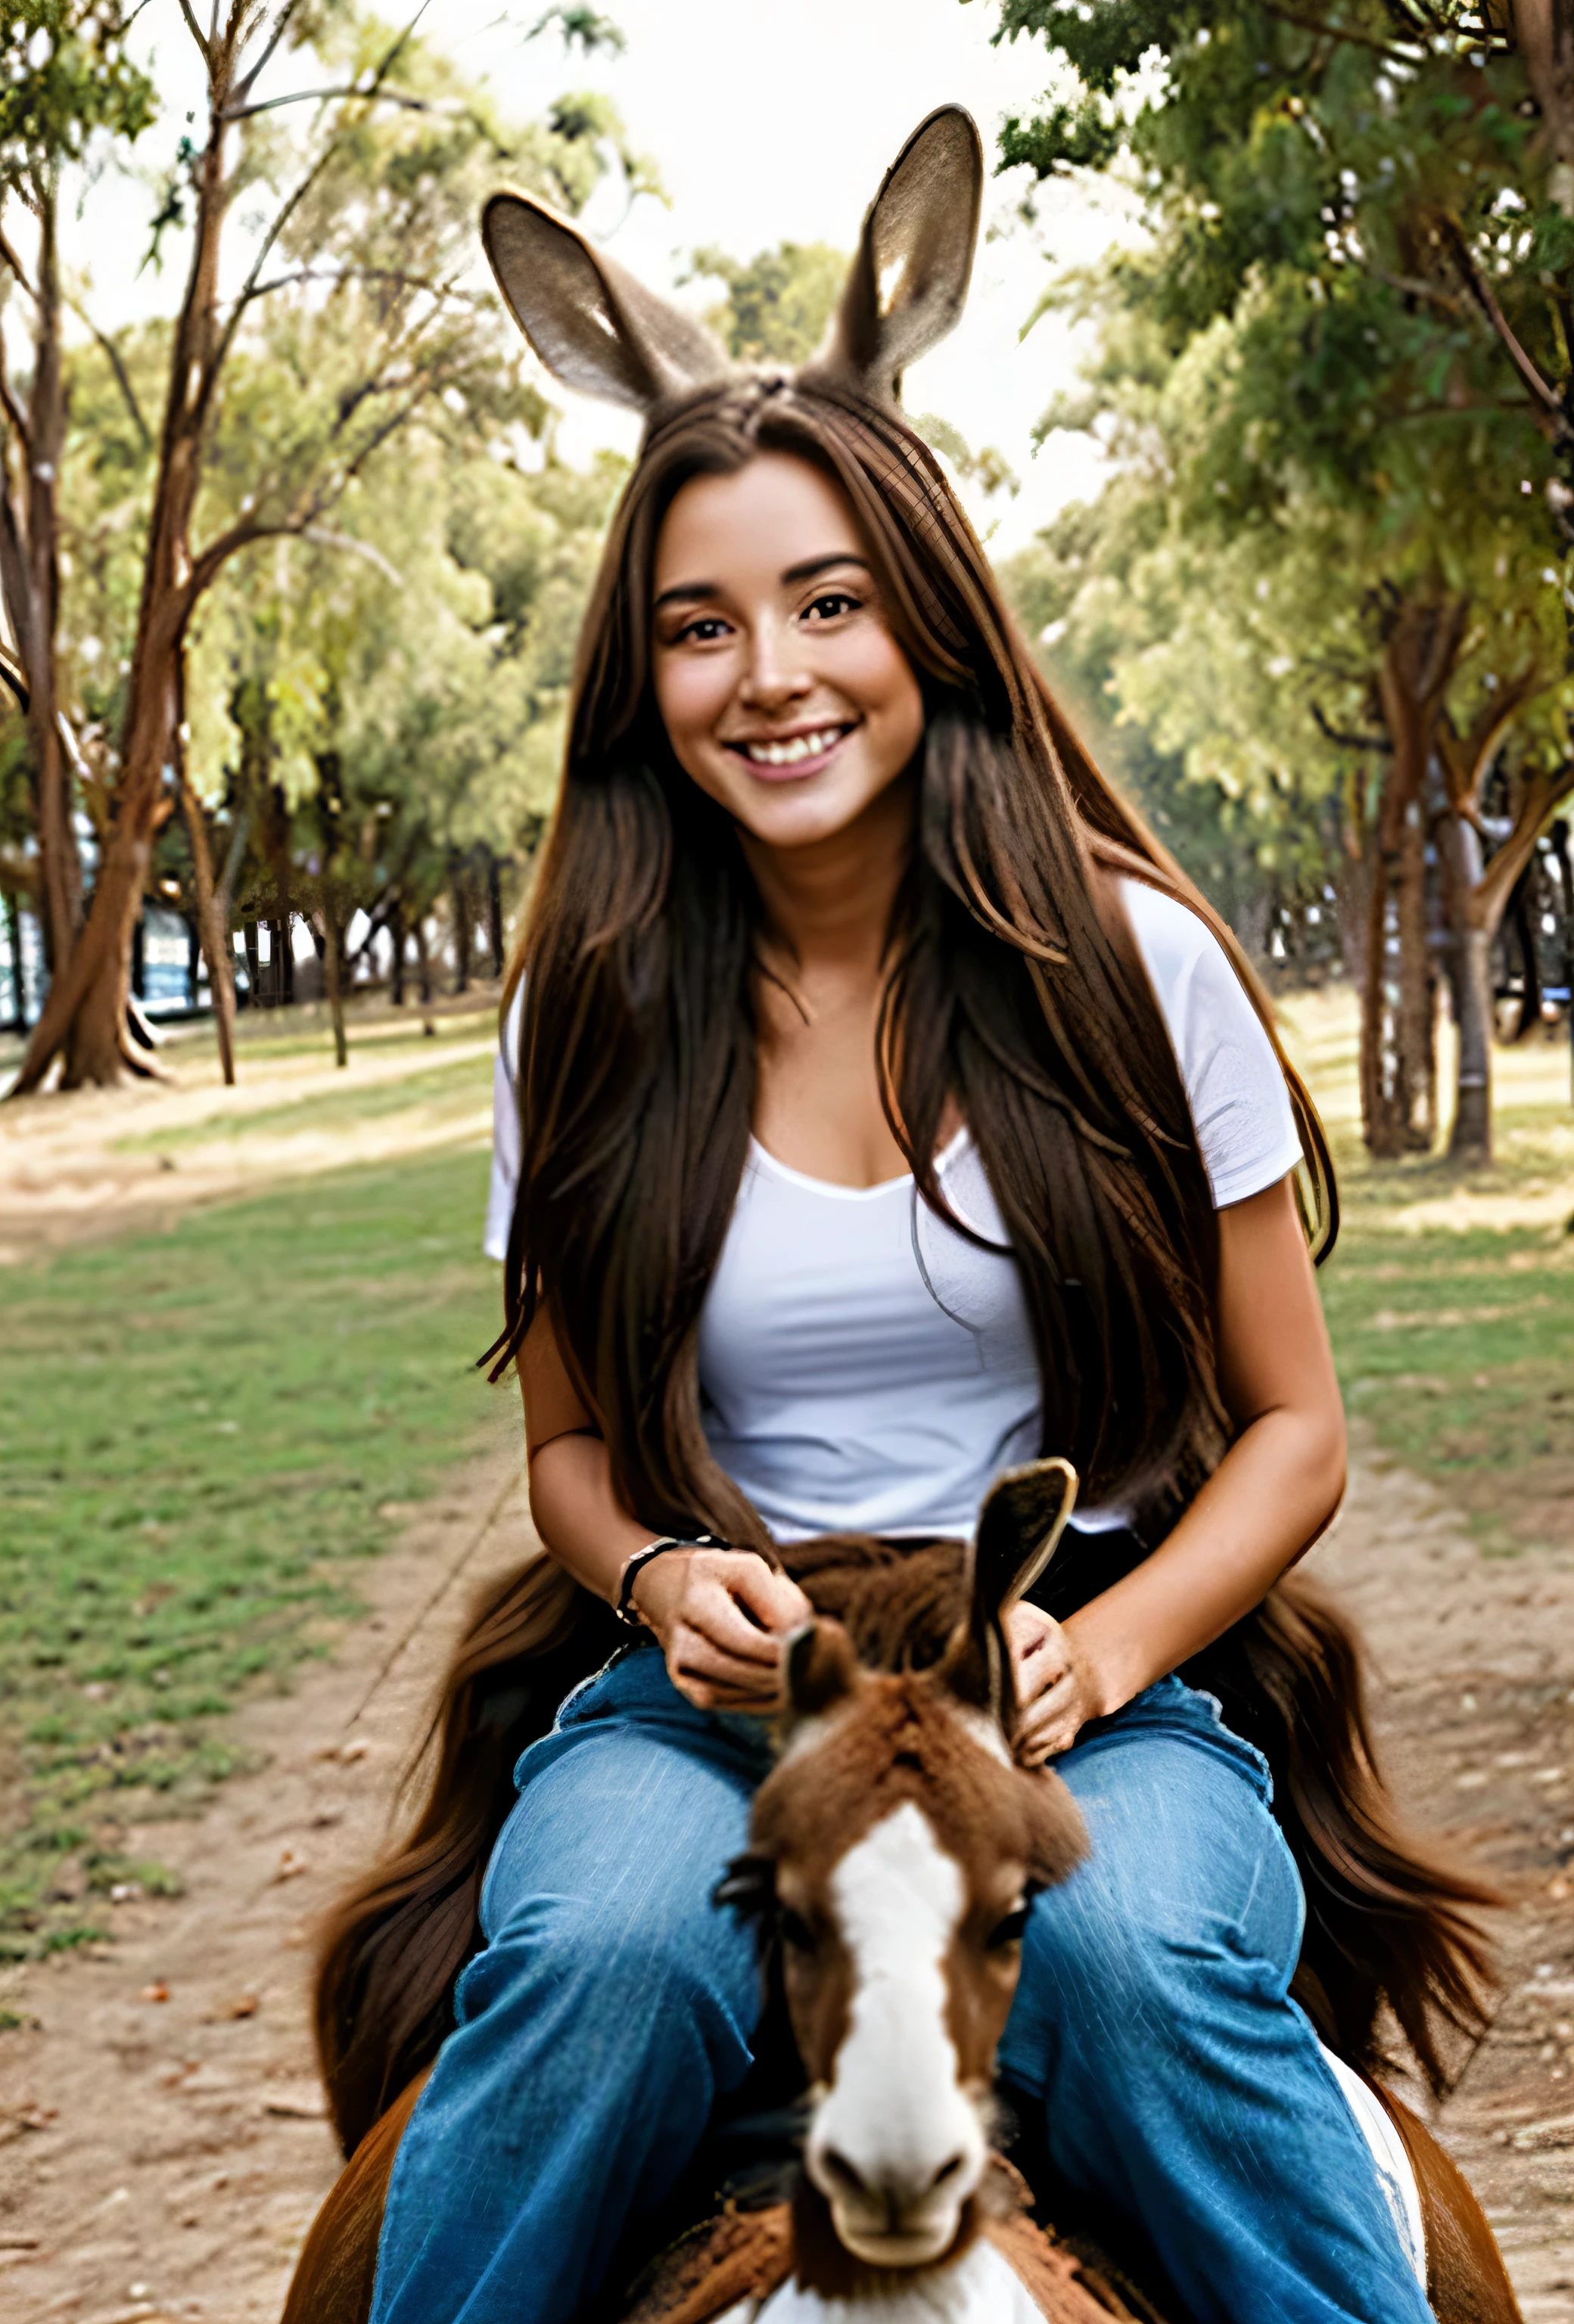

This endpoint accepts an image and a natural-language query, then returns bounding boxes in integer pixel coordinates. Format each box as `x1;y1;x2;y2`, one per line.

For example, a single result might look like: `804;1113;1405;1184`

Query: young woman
347;113;1491;2324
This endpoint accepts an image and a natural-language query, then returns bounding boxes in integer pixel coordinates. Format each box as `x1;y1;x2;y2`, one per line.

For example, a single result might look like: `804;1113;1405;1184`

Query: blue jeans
371;1648;1432;2324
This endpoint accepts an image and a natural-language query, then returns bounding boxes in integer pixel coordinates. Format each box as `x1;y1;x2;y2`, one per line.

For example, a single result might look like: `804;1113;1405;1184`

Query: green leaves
0;2;155;180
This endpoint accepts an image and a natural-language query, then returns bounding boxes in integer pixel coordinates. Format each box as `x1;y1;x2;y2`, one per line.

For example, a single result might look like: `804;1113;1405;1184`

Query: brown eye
779;1906;817;1955
987;1903;1031;1951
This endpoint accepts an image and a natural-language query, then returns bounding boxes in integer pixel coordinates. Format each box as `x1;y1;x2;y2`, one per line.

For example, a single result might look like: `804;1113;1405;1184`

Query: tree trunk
1505;871;1542;1041
1364;598;1465;1157
1332;832;1370;993
487;851;504;975
5;890;24;1029
451;859;470;996
8;38;234;1095
390;897;406;1005
415;915;432;1006
179;763;237;1087
1450;922;1495;1164
320;897;348;1069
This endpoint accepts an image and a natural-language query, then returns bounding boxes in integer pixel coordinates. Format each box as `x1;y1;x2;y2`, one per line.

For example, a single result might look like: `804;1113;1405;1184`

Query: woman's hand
1003;1601;1106;1766
630;1546;813;1713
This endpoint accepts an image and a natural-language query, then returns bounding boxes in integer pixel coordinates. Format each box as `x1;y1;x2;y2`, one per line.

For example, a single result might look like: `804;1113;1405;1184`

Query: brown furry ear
938;1459;1078;1730
972;1457;1079;1628
481;191;728;413
782;1619;860;1723
814;105;984;405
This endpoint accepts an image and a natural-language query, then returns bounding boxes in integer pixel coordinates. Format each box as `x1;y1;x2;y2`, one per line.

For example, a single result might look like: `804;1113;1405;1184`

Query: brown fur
1366;2082;1524;2323
289;1534;1514;2324
278;2066;428;2324
617;2183;1147;2324
748;1662;1086;2099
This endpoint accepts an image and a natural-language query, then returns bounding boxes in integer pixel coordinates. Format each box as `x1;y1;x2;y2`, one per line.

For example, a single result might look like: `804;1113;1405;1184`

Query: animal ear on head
782;1617;862;1726
481;104;982;421
481;191;729;415
811;104;985;406
941;1458;1079;1720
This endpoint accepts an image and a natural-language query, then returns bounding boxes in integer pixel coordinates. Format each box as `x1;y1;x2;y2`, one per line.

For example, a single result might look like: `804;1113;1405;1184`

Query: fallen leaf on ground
1510;2111;1574;2151
206;1993;260;2021
13;2105;57;2131
273;1847;309;1881
139;1981;170;2003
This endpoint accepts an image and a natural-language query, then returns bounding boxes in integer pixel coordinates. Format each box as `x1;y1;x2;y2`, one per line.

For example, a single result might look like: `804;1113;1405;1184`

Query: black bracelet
615;1533;727;1629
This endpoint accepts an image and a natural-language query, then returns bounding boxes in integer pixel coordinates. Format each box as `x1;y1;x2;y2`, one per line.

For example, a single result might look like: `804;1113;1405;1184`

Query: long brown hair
490;373;1334;1543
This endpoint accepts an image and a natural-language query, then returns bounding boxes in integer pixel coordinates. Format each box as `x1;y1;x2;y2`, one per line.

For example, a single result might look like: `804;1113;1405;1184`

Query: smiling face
650;451;926;854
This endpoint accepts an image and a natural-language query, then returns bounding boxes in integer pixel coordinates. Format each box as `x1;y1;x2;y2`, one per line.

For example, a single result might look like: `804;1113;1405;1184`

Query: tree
173;384;628;1063
986;0;1574;1161
0;2;154;1002
12;0;633;1092
689;239;847;365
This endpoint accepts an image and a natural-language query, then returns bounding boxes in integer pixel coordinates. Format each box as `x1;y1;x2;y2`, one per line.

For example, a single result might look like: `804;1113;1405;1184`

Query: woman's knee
457;1882;759;2043
1008;1767;1303;2045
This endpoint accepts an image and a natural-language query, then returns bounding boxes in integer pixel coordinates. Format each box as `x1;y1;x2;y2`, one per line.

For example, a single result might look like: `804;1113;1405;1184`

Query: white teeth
740;726;844;767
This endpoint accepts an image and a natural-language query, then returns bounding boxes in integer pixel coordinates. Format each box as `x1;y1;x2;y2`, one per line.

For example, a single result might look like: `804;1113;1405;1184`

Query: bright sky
69;0;1140;554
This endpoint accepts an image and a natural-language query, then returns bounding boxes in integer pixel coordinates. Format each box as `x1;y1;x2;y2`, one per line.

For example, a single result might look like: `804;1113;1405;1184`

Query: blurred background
0;7;1571;2319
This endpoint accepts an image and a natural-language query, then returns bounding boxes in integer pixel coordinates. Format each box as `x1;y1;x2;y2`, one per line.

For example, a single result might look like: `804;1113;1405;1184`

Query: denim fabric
370;1654;1432;2324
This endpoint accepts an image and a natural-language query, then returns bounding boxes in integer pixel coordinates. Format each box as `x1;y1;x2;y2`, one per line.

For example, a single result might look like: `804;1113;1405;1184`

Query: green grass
1277;990;1574;1558
111;1047;493;1154
0;1148;499;1954
1319;1224;1574;1556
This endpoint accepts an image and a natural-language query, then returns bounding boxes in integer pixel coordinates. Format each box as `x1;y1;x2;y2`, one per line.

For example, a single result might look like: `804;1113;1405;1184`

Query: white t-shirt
486;879;1302;1539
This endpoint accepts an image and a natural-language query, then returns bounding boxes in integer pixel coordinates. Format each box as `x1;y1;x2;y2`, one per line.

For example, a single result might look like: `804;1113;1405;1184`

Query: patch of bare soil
1312;1438;1574;2322
0;1435;1567;2323
0;994;499;1264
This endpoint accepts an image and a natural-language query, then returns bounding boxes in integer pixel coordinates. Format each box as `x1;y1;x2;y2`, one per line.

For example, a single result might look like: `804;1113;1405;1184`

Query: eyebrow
652;551;871;613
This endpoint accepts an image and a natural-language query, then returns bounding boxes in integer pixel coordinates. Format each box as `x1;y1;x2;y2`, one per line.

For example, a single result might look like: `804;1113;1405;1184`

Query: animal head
721;1459;1087;2273
481;106;984;425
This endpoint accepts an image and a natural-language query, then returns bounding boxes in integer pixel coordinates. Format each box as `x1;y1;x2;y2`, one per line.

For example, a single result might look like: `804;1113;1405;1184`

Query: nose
819;2144;972;2222
739;616;810;712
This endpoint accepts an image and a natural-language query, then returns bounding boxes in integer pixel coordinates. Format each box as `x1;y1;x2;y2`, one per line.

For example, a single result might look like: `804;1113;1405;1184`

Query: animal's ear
936;1459;1078;1725
481;191;728;414
816;105;984;405
782;1619;860;1723
972;1458;1079;1631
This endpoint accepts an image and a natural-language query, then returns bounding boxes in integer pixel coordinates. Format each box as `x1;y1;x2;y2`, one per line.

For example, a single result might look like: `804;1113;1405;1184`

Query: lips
724;722;855;779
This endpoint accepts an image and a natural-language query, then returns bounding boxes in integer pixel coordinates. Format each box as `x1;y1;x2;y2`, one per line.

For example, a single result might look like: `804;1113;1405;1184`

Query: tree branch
0;367;30;455
1476;766;1574;933
0;224;36;304
231;263;479;312
1439;213;1565;422
176;0;213;65
65;294;152;453
1258;2;1423;61
300;527;405;586
1313;701;1395;752
231;0;306;109
207;0;439;390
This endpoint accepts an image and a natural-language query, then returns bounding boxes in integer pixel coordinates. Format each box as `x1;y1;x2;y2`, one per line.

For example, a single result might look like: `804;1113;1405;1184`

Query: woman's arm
520;1306;810;1708
1008;1173;1345;1764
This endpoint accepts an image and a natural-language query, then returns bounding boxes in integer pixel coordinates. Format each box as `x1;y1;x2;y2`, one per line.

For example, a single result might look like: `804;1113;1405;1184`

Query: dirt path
0;1431;1569;2323
0;993;499;1265
0;1428;533;2324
